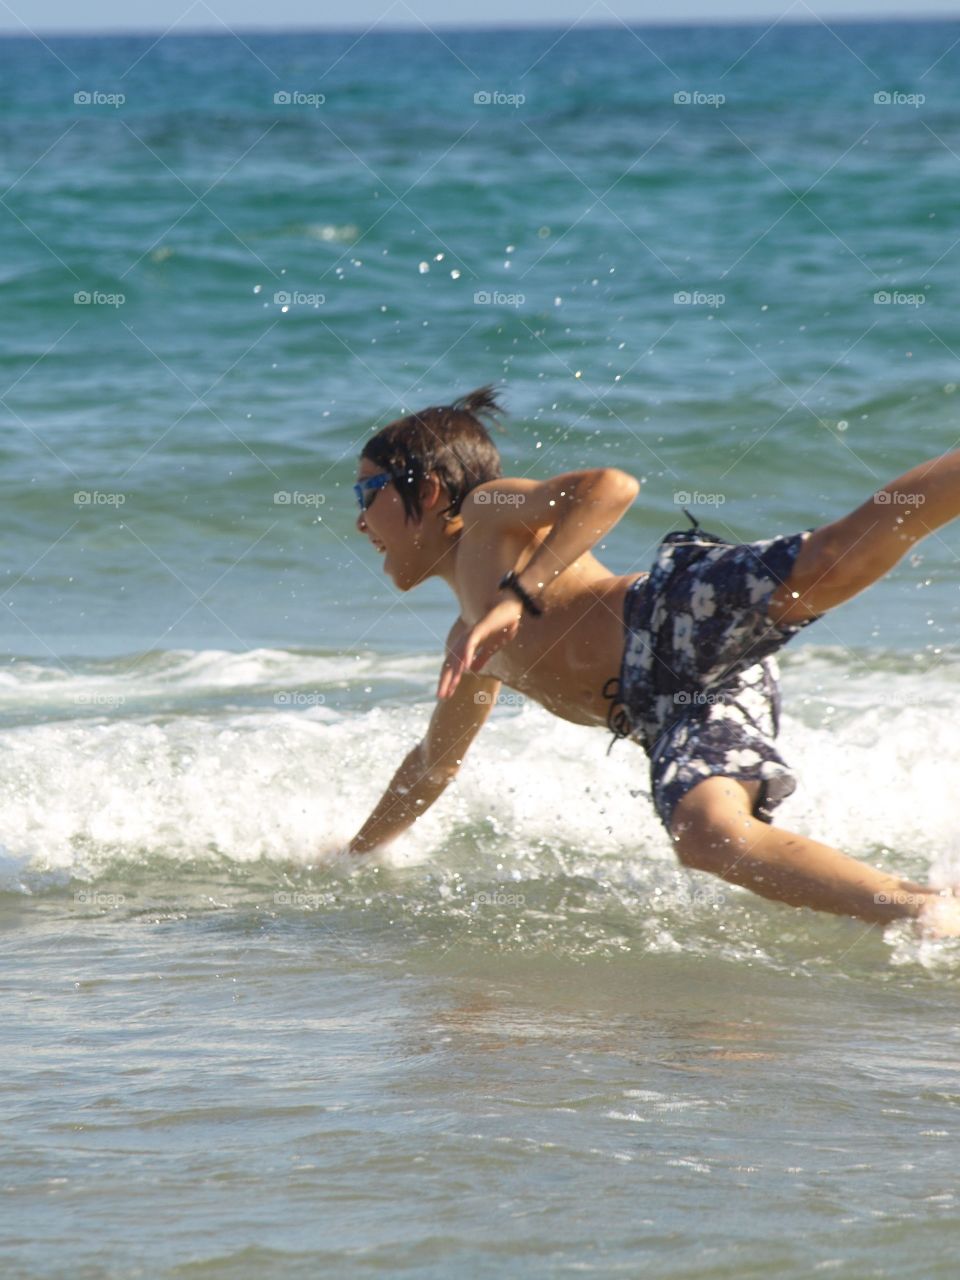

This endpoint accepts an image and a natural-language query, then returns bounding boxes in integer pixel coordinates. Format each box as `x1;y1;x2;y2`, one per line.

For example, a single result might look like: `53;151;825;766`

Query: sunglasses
353;472;394;513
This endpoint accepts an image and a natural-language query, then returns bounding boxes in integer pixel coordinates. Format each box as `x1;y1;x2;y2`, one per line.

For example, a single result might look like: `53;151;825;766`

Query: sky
4;0;960;36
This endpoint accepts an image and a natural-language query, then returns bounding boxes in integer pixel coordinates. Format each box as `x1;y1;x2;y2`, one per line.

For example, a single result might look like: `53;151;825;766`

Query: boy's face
355;458;423;590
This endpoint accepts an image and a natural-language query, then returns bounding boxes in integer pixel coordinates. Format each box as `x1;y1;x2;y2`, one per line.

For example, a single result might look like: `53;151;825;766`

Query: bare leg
669;777;960;934
667;452;960;929
769;449;960;627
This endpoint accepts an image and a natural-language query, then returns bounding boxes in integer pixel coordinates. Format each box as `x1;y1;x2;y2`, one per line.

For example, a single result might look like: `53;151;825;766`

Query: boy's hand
917;890;960;938
438;600;522;699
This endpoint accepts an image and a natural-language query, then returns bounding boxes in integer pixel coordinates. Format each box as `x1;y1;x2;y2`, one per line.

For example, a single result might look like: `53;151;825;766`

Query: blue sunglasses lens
355;473;392;511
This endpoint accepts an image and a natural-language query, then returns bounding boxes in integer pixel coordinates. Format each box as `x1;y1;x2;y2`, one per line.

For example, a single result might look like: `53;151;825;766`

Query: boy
348;386;960;937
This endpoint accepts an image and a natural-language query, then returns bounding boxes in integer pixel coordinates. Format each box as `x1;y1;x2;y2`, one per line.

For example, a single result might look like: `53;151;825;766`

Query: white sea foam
0;646;958;898
0;647;437;704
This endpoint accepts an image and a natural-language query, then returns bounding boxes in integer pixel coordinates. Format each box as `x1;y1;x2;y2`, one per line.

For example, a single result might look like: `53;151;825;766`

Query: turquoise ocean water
5;19;960;1278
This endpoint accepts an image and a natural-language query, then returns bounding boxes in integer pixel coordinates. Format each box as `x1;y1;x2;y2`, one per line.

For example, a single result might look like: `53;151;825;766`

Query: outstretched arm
348;632;501;855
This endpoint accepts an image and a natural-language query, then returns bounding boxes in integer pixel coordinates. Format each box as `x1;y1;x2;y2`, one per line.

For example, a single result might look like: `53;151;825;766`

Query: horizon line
2;11;959;38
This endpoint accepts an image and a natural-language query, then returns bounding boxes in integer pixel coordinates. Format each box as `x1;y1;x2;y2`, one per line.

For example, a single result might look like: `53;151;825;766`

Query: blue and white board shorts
603;522;823;831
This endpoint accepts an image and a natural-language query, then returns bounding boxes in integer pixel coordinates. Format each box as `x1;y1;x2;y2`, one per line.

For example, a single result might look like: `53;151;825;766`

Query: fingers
440;647;490;698
438;610;519;699
438;658;458;699
469;643;491;673
438;646;469;699
917;895;960;939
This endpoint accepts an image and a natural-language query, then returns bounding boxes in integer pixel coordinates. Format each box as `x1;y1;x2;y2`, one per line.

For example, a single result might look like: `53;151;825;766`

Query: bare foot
916;893;960;939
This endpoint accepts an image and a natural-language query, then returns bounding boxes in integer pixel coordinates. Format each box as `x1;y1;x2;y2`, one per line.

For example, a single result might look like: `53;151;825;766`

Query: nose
356;511;367;533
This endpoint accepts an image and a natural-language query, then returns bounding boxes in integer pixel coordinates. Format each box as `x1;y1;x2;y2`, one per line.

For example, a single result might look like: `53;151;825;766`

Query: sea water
4;20;960;1278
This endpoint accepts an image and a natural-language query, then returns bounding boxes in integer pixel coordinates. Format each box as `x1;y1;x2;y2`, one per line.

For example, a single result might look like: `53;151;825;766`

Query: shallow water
5;645;960;1276
6;890;960;1279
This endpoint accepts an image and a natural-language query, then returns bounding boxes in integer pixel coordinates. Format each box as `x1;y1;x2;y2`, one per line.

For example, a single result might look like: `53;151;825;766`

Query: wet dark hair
359;385;506;525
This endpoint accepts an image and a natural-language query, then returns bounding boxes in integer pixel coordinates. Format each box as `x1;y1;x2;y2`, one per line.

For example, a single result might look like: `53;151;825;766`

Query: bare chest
454;530;643;726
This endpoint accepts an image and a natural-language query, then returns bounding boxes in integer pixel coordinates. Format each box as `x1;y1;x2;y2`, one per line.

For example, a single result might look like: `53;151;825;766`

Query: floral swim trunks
603;517;824;831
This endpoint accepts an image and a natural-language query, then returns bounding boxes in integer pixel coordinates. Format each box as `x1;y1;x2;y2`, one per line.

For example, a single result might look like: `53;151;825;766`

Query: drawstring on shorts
602;675;632;756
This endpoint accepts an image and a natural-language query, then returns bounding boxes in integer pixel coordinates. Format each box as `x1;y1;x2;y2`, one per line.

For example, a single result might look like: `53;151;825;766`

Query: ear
420;472;444;511
421;472;462;537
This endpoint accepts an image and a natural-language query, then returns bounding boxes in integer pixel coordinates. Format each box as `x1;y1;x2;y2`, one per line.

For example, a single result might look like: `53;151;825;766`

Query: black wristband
498;570;543;616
